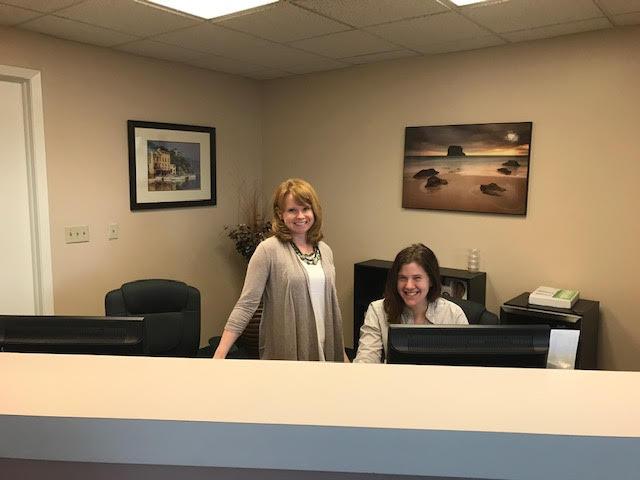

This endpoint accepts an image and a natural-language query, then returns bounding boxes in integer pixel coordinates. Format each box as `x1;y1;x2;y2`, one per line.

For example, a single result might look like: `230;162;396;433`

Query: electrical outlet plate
64;225;89;244
108;223;119;240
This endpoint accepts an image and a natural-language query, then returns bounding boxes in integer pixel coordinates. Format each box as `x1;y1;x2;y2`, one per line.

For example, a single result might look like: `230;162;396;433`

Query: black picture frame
402;121;532;215
127;120;216;211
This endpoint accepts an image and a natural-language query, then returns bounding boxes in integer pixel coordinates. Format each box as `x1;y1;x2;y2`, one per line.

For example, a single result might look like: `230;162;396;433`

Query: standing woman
214;178;348;361
354;244;468;363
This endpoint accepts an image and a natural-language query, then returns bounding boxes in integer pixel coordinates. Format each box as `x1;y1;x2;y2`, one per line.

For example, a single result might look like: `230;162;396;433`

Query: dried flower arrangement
225;189;272;261
225;221;272;261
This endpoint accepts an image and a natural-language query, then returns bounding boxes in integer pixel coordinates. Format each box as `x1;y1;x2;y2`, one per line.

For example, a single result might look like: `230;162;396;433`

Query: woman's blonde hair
271;178;323;244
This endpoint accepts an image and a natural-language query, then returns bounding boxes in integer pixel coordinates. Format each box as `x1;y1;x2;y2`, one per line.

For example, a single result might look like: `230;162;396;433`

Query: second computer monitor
387;324;550;368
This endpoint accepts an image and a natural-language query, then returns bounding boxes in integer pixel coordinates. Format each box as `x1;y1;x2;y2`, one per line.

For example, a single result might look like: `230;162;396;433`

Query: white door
0;67;53;315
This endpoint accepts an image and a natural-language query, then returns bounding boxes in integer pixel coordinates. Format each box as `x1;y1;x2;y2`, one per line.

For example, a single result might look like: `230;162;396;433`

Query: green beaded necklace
291;242;321;265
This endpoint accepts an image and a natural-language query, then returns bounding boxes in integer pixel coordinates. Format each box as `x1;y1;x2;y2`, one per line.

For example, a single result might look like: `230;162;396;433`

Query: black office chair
445;295;499;325
105;279;200;357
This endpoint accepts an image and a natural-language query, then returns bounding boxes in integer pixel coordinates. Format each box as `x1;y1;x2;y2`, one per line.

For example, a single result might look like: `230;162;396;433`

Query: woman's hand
212;330;241;359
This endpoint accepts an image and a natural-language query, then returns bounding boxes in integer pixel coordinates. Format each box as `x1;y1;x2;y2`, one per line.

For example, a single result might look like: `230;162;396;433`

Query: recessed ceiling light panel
145;0;279;20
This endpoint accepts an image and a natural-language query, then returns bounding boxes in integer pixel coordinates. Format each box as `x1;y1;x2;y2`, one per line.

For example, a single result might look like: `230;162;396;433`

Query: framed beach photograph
127;120;216;211
402;122;532;215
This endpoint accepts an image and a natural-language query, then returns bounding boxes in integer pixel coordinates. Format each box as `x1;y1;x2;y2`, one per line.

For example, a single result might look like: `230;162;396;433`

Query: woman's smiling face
280;193;314;237
397;262;430;309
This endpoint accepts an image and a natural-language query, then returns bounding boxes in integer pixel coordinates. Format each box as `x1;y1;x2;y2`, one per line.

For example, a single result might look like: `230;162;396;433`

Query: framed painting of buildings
127;120;216;211
402;122;532;215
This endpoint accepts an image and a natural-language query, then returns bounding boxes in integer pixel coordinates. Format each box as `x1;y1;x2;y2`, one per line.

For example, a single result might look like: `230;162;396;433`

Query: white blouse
300;260;326;360
353;297;469;363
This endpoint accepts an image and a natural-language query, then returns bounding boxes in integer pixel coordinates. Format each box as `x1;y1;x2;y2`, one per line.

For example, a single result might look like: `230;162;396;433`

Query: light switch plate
108;223;119;240
65;225;89;244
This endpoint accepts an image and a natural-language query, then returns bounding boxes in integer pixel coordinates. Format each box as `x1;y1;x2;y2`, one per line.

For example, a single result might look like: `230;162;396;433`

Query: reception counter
1;352;639;479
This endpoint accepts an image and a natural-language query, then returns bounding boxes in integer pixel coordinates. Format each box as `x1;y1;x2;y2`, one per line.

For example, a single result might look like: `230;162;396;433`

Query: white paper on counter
547;329;580;369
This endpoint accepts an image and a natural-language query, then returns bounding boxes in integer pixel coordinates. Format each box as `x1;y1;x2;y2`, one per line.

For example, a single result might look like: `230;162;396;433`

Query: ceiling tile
366;12;487;52
250;45;348;72
421;34;505;55
462;0;604;33
217;2;348;43
114;39;205;63
597;0;640;15
342;49;419;65
612;12;640;25
1;0;83;13
21;14;139;47
503;18;612;43
185;53;268;75
55;0;200;37
246;68;291;80
152;23;252;54
152;22;343;70
293;0;448;27
287;58;350;75
0;4;42;26
290;29;399;58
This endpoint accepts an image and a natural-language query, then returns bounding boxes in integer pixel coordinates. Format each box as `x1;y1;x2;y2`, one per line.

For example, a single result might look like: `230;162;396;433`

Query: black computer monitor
0;314;144;355
387;324;550;368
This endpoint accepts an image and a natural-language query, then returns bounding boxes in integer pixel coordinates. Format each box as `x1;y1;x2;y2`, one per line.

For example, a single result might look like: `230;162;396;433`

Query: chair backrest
445;295;499;325
105;279;200;357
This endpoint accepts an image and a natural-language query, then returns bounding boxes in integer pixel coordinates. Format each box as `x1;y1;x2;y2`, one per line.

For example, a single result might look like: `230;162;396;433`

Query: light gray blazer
353;298;468;363
224;236;344;361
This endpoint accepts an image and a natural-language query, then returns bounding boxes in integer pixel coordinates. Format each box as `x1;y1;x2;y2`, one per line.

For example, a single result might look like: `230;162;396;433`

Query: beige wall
0;27;262;346
2;25;638;370
262;27;640;371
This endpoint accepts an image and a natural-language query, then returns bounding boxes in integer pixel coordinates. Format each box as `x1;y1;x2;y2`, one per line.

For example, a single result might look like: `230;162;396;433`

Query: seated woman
354;244;468;363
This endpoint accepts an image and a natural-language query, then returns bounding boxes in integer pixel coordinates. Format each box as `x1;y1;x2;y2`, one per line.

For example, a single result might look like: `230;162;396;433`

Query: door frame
0;65;53;314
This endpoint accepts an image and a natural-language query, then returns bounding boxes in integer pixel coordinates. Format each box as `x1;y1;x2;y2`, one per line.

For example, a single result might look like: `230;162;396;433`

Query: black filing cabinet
500;293;599;369
353;259;486;348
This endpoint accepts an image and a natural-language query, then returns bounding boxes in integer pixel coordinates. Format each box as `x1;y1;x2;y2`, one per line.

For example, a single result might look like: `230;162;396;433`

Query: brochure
529;286;579;309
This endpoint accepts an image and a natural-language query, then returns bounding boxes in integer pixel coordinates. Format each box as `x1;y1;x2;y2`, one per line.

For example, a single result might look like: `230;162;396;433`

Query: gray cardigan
224;236;344;361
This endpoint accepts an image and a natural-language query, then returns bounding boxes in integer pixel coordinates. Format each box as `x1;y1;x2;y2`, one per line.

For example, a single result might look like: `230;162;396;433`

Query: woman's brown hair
383;244;442;324
271;178;323;244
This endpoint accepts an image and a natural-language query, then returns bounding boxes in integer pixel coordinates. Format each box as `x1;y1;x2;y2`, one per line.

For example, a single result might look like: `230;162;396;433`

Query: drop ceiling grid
502;17;612;43
151;23;257;55
418;35;506;56
292;0;449;27
187;54;278;76
149;22;345;72
1;0;84;13
597;0;640;15
114;39;208;64
21;14;139;47
461;0;606;33
1;0;638;80
613;11;640;25
342;49;419;65
0;3;41;25
365;11;494;54
290;29;401;59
